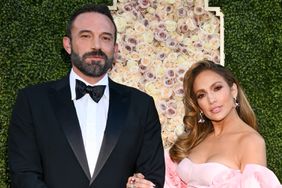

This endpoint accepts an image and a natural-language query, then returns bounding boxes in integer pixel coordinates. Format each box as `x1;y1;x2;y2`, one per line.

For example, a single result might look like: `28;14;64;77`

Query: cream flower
155;64;166;78
165;107;177;119
128;52;141;61
138;0;150;9
114;16;127;32
147;7;156;15
140;57;151;67
144;70;156;82
174;124;185;136
160;87;173;99
177;19;189;34
174;85;184;97
154;29;169;42
177;54;189;65
126;60;139;72
176;7;187;17
110;0;222;148
165;0;176;4
145;81;160;96
142;30;154;43
165;68;176;79
165;20;177;32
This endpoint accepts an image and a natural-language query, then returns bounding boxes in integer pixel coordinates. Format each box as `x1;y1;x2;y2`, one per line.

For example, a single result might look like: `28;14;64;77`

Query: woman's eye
197;93;205;99
214;85;222;91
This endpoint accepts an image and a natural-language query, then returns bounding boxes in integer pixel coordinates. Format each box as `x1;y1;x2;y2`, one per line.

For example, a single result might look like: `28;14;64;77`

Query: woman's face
193;70;237;122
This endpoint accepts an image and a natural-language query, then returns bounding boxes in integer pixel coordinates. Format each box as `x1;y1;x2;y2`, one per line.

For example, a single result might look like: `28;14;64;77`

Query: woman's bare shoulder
238;126;266;169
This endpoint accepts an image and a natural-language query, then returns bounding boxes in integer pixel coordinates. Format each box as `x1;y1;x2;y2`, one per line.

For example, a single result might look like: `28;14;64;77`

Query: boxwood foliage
0;0;281;186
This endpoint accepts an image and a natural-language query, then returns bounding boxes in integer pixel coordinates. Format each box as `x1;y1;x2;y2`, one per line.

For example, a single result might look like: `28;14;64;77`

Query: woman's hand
126;173;156;188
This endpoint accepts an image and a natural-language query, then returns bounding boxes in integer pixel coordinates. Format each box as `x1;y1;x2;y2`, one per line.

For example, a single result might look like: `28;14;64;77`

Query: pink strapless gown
164;151;282;188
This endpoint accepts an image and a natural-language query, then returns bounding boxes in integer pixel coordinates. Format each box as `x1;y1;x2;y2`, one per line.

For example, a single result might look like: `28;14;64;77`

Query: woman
126;60;281;188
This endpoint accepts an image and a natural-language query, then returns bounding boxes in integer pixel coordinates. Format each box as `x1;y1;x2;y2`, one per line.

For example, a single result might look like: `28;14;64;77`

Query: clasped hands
126;173;156;188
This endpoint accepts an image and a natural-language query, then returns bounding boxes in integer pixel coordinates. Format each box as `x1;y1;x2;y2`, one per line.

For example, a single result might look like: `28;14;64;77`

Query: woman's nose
207;93;216;104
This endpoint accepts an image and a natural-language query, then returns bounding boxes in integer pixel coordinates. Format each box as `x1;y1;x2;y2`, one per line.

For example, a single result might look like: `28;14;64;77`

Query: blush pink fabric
164;151;282;188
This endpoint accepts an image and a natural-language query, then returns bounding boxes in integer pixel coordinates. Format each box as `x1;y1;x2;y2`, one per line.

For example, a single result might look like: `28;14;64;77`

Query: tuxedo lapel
50;76;91;180
91;79;130;183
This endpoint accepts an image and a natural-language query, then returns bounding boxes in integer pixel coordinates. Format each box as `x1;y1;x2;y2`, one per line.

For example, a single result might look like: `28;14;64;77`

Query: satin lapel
91;80;130;183
50;76;91;180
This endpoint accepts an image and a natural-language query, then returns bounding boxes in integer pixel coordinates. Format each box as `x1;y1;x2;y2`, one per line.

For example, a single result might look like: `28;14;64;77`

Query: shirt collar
70;68;109;101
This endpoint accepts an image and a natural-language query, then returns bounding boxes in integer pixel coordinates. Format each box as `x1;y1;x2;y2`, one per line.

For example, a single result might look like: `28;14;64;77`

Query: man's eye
81;35;90;38
102;36;111;41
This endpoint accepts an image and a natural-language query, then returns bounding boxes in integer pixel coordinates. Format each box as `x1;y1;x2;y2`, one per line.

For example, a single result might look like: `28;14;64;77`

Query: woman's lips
210;106;222;113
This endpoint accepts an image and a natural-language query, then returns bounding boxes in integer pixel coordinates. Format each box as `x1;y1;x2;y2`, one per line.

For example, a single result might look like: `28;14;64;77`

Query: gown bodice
164;151;282;188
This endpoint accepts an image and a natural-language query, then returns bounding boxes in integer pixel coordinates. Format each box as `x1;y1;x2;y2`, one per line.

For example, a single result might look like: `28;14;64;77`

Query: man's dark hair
66;4;117;43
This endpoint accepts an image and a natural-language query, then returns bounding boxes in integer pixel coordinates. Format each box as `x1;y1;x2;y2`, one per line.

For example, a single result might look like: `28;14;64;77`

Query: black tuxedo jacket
8;75;165;188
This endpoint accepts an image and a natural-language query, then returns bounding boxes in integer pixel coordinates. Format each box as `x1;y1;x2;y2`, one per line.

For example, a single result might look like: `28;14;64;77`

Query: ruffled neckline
183;158;240;170
176;158;279;186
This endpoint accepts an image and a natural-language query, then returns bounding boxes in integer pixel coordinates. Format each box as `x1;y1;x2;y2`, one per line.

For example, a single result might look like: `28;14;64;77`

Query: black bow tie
75;79;106;103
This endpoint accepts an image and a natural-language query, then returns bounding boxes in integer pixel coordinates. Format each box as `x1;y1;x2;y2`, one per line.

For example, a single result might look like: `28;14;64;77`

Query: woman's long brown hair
169;60;257;163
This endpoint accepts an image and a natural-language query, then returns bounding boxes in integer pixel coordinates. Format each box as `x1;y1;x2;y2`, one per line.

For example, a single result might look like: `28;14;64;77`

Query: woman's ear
231;83;238;98
63;37;71;54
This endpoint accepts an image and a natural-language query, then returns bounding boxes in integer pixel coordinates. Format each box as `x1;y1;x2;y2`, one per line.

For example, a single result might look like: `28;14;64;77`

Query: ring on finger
129;177;136;188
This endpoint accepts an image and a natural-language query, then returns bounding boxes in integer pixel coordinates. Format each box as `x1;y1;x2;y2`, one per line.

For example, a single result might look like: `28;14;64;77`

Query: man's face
64;12;117;78
70;47;114;77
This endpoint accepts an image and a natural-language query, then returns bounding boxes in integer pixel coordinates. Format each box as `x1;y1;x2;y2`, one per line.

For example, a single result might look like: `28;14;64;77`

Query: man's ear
63;37;71;54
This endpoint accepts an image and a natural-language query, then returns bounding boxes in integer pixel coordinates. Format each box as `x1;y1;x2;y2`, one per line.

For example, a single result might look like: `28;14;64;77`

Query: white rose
165;0;176;4
201;23;216;34
142;31;154;43
177;54;189;65
147;7;156;15
174;124;185;136
155;64;166;78
114;16;127;32
165;20;177;32
145;82;160;96
126;60;139;73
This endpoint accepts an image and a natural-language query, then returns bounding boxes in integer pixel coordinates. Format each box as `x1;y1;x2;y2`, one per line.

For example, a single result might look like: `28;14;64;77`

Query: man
8;4;164;188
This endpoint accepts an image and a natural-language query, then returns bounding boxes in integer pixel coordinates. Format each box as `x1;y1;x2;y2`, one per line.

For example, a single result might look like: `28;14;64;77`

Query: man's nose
91;38;101;50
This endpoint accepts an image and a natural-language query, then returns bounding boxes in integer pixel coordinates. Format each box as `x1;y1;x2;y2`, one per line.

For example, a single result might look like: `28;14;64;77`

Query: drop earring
198;111;205;123
234;97;239;108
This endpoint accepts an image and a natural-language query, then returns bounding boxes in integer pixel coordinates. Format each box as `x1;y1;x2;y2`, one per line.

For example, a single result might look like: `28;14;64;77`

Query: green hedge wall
0;0;281;187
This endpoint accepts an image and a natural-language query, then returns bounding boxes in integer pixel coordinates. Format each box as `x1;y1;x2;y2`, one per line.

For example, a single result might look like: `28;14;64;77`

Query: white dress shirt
69;69;109;177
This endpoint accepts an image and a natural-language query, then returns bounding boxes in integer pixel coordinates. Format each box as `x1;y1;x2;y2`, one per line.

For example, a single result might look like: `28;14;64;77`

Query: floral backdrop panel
109;0;224;148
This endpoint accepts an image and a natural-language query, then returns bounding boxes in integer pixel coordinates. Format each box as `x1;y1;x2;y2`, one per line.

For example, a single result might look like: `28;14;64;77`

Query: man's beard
71;49;114;77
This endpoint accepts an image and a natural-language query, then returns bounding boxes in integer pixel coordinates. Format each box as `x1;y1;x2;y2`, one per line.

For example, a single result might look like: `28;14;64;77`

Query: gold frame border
108;0;117;10
204;0;225;65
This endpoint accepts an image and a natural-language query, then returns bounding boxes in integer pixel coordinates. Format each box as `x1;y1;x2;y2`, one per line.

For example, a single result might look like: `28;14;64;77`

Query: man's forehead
74;12;113;26
71;12;114;34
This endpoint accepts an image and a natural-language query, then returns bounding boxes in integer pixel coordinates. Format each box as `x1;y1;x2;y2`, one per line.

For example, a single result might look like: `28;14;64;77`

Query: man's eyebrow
77;30;113;38
101;32;114;38
78;30;91;34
